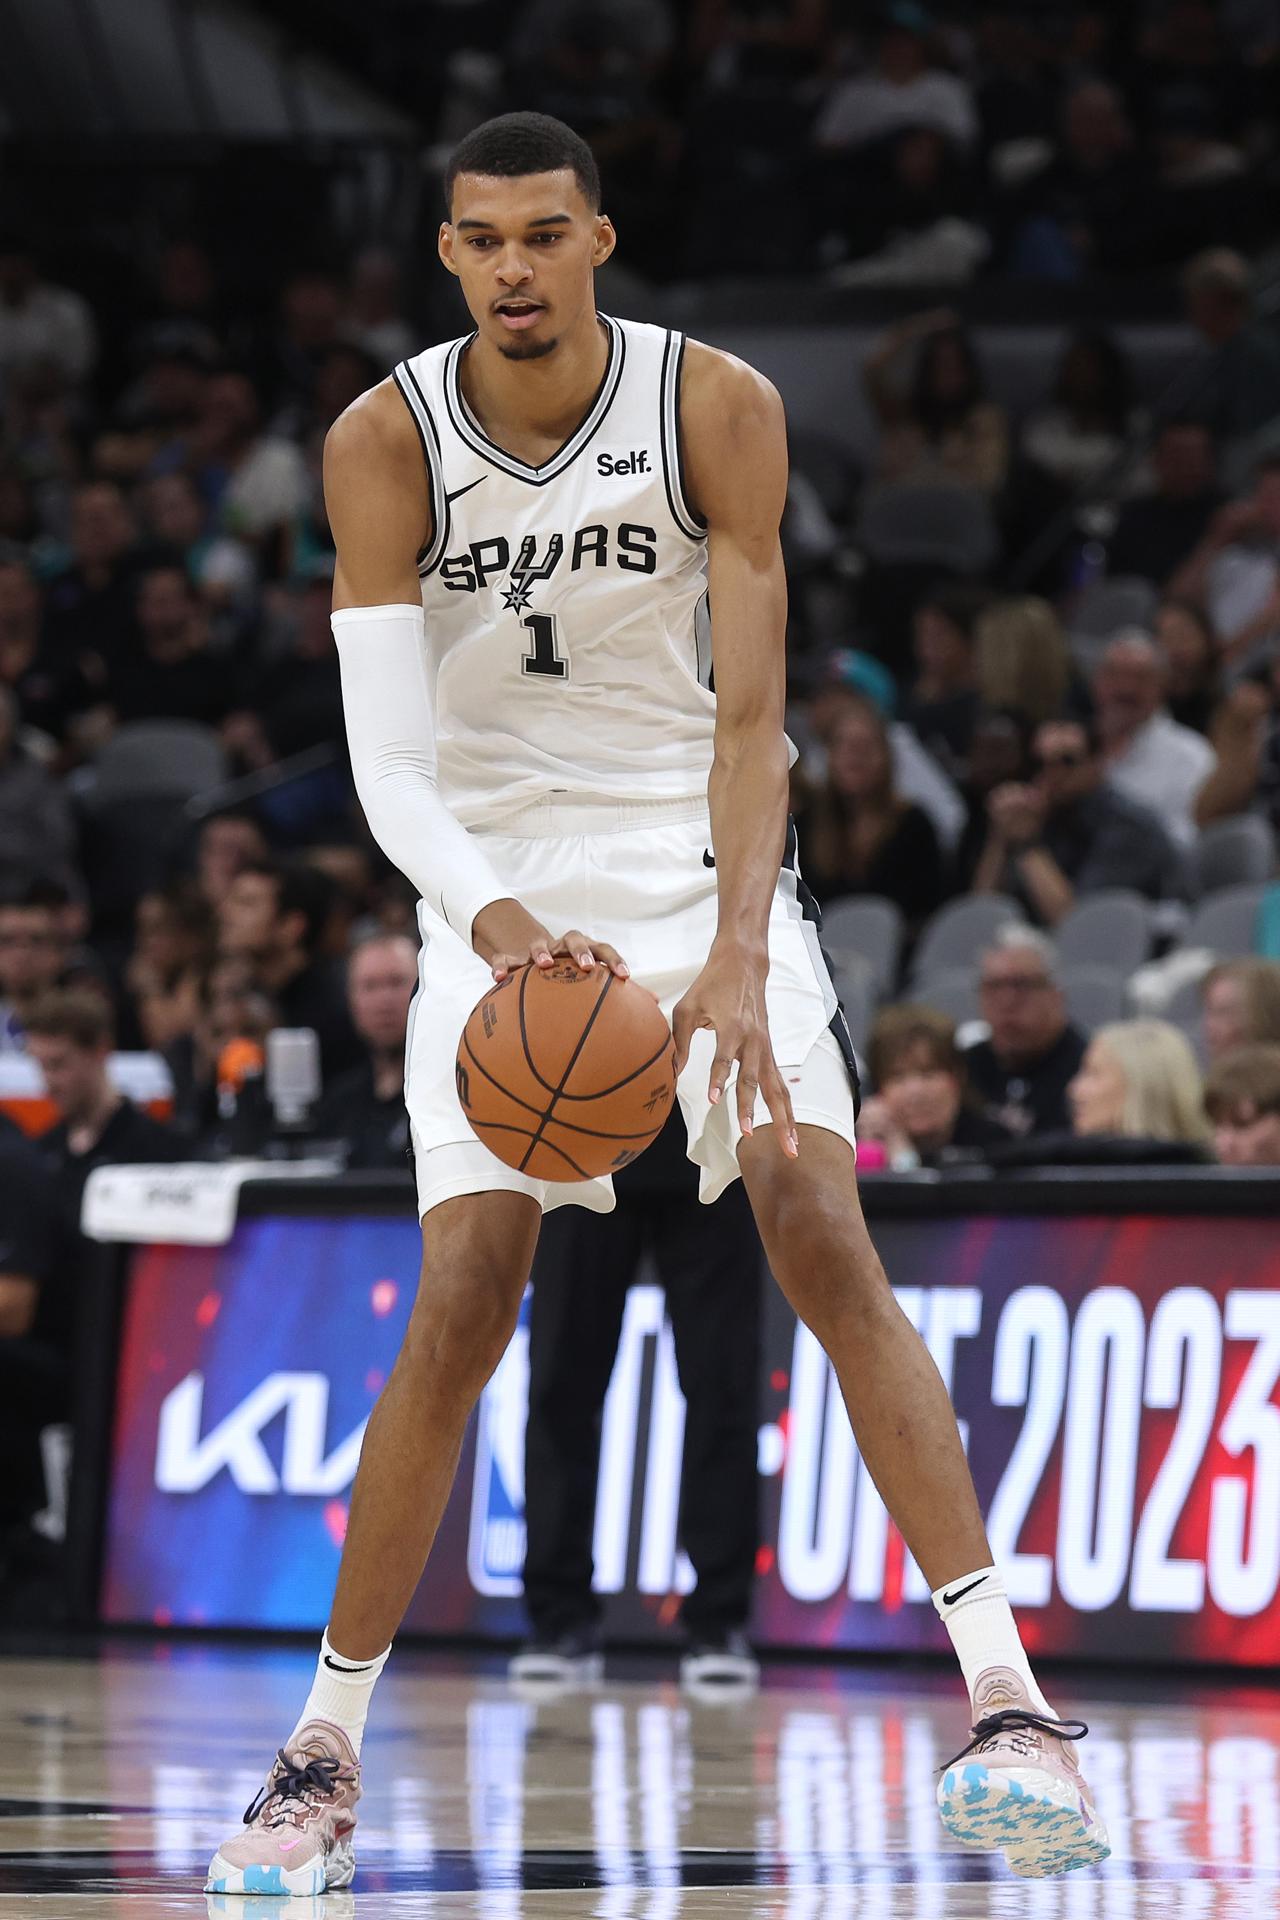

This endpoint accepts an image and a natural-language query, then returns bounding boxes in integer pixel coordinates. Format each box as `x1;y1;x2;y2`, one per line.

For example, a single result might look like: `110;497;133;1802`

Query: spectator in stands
192;810;269;912
1194;664;1280;833
216;858;361;1081
251;269;346;423
164;954;276;1146
796;692;947;925
1155;596;1220;735
312;933;417;1170
901;584;990;781
1092;630;1214;845
1005;79;1154;278
27;990;181;1221
43;481;141;672
965;925;1087;1137
860;1005;1013;1167
0;1121;68;1539
102;563;234;730
186;372;308;544
862;310;1009;493
346;247;416;372
0;231;96;389
975;596;1077;729
1021;330;1137;493
0;558;97;748
0;886;77;1052
1170;454;1280;668
1201;959;1280;1061
827;125;987;290
1107;419;1222;587
952;705;1034;892
1205;1044;1280;1166
137;472;256;622
1067;1019;1209;1153
0;686;76;889
124;884;215;1053
973;715;1185;924
1181;249;1280;445
816;10;977;154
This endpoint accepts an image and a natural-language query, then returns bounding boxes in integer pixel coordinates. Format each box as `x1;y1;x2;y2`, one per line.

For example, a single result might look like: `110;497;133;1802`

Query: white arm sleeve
333;603;510;944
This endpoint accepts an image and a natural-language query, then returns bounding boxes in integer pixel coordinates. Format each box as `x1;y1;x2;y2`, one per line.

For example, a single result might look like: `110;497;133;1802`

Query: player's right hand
472;900;630;983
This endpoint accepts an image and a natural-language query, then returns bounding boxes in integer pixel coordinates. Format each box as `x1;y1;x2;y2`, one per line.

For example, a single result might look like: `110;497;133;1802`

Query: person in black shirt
964;926;1088;1139
0;1119;66;1531
312;933;416;1170
1106;421;1222;589
25;989;182;1221
216;858;362;1084
104;562;233;729
972;717;1186;925
512;1104;764;1687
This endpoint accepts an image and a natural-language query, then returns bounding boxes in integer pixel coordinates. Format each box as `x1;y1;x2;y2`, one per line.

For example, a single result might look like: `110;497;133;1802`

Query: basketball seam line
465;1025;661;1139
513;970;672;1101
466;1120;594;1181
517;969;617;1173
461;1032;543;1117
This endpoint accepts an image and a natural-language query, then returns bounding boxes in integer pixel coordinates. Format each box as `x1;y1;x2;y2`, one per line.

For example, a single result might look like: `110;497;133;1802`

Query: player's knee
759;1181;891;1339
402;1259;524;1403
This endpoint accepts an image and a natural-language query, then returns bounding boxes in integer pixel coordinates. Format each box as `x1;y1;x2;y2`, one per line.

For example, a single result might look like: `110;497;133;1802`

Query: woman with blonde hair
1068;1019;1209;1146
976;597;1073;728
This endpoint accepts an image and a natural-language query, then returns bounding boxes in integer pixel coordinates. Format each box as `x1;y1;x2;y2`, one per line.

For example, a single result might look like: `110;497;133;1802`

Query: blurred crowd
394;0;1280;284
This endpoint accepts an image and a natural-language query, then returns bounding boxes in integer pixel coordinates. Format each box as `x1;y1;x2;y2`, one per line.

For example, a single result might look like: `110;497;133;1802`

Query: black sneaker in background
508;1626;604;1685
679;1629;759;1690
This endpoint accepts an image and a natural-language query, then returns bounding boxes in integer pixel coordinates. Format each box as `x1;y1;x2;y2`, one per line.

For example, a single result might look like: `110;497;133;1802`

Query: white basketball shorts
405;793;860;1219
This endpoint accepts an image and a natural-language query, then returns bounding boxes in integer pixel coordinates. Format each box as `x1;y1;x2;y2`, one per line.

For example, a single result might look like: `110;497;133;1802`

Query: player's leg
738;1118;1109;1877
658;1180;761;1685
514;1201;641;1679
207;1185;539;1896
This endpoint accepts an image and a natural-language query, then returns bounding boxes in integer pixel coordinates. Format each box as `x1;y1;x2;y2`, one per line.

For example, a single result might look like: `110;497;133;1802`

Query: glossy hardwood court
0;1643;1276;1917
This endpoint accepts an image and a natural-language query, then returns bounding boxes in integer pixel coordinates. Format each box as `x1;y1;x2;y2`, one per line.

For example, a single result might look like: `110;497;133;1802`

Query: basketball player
207;114;1107;1895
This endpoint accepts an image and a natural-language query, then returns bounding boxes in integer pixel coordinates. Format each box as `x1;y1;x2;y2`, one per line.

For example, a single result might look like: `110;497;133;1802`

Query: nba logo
466;1288;531;1595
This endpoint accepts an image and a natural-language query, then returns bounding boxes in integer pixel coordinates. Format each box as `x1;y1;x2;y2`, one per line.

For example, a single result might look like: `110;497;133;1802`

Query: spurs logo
501;533;564;613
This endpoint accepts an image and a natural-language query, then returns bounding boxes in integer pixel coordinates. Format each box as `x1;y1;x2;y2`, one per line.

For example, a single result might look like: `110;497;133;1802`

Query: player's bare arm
671;343;798;1155
325;388;626;982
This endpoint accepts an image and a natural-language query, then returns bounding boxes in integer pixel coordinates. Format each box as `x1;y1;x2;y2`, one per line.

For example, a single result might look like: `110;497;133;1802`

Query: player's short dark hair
445;112;601;214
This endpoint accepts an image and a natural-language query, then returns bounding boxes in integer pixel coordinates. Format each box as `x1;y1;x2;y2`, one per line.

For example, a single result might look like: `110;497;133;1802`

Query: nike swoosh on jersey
445;476;486;505
702;849;716;868
941;1575;990;1607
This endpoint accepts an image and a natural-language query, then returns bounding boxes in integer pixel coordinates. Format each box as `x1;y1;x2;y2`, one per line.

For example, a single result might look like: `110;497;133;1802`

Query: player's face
440;169;615;362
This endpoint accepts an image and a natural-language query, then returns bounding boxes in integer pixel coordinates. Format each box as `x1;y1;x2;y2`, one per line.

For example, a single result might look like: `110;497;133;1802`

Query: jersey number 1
521;612;568;680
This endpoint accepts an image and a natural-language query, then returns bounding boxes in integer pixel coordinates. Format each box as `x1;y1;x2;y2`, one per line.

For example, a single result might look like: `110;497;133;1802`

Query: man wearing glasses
973;716;1185;926
965;926;1086;1138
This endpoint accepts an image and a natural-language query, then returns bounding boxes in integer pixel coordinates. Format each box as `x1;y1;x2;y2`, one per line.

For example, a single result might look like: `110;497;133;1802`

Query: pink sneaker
205;1719;361;1897
936;1667;1110;1879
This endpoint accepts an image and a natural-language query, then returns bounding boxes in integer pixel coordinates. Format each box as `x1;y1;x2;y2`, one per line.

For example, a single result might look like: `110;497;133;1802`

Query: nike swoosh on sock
941;1575;990;1607
323;1655;376;1674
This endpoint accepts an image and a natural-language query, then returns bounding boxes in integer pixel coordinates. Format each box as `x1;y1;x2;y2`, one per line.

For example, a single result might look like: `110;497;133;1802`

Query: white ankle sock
289;1630;392;1758
931;1566;1053;1719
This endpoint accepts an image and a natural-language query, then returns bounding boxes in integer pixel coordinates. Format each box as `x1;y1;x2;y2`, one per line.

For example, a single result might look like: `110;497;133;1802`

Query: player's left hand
671;942;798;1157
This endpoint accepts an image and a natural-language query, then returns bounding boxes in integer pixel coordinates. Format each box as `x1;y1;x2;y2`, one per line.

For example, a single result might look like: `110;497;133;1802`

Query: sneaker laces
243;1750;351;1829
941;1709;1089;1775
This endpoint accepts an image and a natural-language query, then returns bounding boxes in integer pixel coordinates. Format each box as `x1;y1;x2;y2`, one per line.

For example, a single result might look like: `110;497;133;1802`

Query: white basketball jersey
394;315;716;830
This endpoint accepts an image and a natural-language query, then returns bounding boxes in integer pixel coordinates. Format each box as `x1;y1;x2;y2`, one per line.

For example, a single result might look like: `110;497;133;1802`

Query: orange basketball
456;961;676;1181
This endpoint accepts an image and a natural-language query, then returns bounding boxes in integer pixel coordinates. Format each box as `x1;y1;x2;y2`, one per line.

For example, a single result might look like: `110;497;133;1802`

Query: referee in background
512;1104;763;1687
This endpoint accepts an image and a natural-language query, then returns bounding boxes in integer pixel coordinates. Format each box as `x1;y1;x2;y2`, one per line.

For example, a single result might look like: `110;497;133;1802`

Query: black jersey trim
393;361;450;575
660;330;707;542
442;315;625;486
780;816;862;1117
